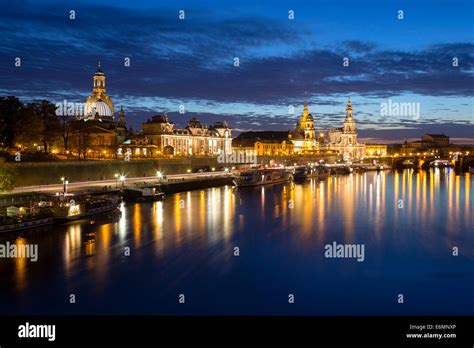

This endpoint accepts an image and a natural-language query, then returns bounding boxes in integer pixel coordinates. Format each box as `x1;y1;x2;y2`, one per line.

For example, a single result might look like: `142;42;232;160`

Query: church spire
118;105;126;127
93;62;106;93
345;96;353;119
303;100;309;119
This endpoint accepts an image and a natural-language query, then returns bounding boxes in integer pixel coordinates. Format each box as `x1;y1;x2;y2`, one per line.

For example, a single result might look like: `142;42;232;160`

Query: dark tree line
0;96;61;153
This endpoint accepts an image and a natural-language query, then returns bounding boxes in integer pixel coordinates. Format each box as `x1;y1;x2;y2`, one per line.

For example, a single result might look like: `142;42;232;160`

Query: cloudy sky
0;0;473;143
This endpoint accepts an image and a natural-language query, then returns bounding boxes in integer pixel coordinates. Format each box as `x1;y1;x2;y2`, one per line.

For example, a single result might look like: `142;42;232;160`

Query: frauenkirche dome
84;62;115;119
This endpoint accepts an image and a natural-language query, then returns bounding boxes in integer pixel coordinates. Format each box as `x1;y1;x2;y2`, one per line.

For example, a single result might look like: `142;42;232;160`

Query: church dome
86;99;113;117
188;117;202;128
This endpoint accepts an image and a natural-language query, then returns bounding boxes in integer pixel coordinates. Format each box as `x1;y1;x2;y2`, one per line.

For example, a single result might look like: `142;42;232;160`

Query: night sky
0;0;473;143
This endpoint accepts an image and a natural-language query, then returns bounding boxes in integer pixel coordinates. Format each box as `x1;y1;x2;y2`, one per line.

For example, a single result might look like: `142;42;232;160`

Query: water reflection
0;169;472;314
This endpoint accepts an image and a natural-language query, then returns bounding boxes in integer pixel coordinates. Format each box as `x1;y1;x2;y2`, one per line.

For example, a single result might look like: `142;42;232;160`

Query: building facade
289;102;320;153
233;131;293;156
401;133;454;156
365;144;388;157
326;97;365;159
67;63;127;159
141;115;232;156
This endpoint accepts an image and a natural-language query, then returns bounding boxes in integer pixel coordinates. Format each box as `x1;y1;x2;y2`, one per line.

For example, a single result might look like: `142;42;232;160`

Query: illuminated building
233;131;294;156
84;63;114;119
140;115;232;156
68;63;127;159
326;97;366;159
289;101;319;153
365;144;388;157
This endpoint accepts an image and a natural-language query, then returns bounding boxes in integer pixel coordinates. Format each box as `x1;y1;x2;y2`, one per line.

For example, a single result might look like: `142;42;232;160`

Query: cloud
0;1;472;141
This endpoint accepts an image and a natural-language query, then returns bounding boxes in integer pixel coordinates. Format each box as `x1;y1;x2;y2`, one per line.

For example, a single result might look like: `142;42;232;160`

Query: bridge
384;152;473;171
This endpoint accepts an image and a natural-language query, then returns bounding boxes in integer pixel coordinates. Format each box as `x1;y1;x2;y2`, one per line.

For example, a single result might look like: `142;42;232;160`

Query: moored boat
0;216;54;234
121;187;165;202
430;159;453;168
294;166;319;181
52;194;121;222
233;168;291;187
329;165;353;175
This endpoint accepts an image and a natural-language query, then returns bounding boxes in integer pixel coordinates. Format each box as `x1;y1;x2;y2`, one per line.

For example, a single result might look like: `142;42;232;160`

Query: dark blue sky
0;0;473;142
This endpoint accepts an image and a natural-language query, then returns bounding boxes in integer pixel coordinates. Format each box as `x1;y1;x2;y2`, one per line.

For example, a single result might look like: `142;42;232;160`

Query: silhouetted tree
0;158;16;191
13;104;44;147
29;100;61;153
0;96;22;147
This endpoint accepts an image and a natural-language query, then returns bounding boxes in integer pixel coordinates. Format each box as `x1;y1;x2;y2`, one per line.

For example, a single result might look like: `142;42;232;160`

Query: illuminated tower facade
84;62;115;119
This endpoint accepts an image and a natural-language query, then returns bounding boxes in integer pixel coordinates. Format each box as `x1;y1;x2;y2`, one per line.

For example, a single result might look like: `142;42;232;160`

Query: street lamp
61;176;68;196
156;171;163;182
119;175;126;188
114;173;119;188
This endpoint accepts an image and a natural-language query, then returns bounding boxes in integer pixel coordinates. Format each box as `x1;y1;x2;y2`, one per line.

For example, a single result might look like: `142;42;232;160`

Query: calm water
0;169;473;315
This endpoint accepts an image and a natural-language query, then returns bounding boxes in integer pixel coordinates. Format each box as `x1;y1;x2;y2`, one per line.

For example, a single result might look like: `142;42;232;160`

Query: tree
0;158;16;191
58;113;72;156
13;104;44;148
29;100;61;153
70;124;92;160
0;96;22;147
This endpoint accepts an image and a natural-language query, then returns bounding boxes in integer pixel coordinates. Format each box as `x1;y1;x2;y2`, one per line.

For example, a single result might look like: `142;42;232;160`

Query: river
0;169;472;315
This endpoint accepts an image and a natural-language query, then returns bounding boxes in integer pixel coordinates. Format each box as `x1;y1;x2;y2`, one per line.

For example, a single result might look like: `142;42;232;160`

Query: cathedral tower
343;97;356;134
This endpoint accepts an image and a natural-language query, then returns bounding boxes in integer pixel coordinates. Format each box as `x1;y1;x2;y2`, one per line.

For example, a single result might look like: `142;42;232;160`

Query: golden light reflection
13;236;27;292
118;202;127;241
465;173;471;226
133;203;142;247
342;175;355;241
152;200;164;255
455;174;461;229
281;184;288;226
174;194;182;246
186;191;192;235
85;239;96;256
64;224;82;277
317;181;325;242
199;190;205;234
421;171;427;224
394;171;399;221
447;170;454;233
223;186;234;239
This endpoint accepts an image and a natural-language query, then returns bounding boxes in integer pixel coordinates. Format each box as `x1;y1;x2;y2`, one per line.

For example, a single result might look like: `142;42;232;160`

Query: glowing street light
156;171;163;182
119;175;126;188
61;176;68;195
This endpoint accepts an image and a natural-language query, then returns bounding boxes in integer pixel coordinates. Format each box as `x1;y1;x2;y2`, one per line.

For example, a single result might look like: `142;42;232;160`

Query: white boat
430;159;453;168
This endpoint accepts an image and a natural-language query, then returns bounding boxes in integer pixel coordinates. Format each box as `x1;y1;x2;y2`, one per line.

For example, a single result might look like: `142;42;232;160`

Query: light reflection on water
0;169;472;315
